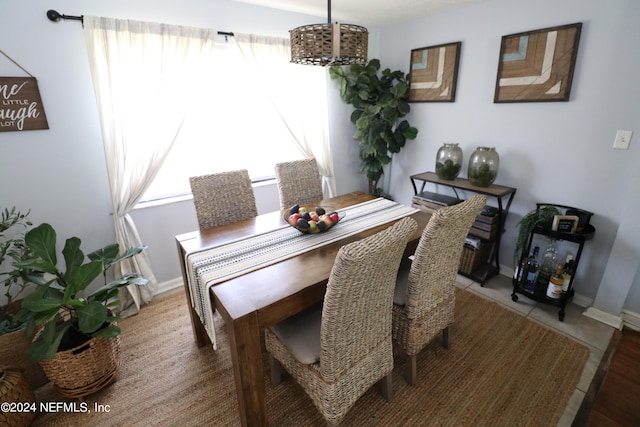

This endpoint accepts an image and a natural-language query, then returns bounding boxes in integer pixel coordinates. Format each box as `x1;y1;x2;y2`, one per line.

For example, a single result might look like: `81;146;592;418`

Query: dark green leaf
24;223;57;266
28;322;70;362
29;333;53;363
87;243;119;264
92;324;120;338
64;260;103;300
397;99;410;115
404;126;419;140
62;237;84;281
21;297;62;313
15;258;58;275
97;245;146;271
77;301;108;334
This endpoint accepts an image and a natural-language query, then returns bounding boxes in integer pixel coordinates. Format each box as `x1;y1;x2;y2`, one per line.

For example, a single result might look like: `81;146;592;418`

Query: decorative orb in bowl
283;204;345;234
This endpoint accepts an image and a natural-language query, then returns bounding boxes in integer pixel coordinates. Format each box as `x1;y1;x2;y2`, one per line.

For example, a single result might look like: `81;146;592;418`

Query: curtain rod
45;10;235;37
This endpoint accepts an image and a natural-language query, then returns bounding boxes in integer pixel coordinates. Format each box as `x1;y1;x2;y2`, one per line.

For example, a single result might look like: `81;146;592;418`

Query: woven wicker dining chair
188;169;258;230
392;194;486;385
266;217;418;425
274;158;324;210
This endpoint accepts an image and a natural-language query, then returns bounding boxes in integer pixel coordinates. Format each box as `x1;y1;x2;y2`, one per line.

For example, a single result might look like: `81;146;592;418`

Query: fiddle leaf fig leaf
87;243;120;265
63;260;103;300
24;223;57;271
62;237;84;281
92;324;120;338
77;300;108;334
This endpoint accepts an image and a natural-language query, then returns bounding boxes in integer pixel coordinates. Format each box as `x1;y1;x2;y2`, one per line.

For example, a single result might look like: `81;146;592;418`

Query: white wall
377;0;640;314
1;0;638;317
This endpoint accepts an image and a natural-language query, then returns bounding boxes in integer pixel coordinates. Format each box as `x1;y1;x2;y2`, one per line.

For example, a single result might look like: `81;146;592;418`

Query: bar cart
511;203;595;321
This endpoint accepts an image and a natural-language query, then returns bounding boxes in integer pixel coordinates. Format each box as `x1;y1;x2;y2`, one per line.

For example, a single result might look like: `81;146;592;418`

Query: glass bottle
521;245;540;294
546;264;564;299
467;146;499;187
562;254;574;293
538;240;558;287
435;143;463;180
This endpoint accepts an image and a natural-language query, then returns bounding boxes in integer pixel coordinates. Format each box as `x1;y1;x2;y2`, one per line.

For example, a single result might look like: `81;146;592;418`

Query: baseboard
571;293;593;308
583;306;624;330
154;277;183;296
622;309;640;331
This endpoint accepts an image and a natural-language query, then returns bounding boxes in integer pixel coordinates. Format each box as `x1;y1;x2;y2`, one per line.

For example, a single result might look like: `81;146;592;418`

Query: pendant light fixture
289;0;368;66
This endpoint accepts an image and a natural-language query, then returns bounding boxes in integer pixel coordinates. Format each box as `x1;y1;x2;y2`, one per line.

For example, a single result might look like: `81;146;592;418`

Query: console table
410;172;517;284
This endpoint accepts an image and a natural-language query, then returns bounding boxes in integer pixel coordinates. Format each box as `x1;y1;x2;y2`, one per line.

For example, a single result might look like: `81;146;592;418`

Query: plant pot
0;368;36;427
0;327;49;390
39;335;121;400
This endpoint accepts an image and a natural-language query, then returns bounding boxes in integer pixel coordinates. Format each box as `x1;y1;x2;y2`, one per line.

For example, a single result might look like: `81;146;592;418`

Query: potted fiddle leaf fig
14;222;148;398
329;58;418;197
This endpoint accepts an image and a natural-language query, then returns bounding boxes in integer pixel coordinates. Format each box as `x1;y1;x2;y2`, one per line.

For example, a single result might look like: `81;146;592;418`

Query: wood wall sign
494;23;582;103
408;42;461;102
0;77;49;131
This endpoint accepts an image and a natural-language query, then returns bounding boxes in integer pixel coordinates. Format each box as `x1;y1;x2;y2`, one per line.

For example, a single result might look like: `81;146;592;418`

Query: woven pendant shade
289;0;368;66
290;22;368;66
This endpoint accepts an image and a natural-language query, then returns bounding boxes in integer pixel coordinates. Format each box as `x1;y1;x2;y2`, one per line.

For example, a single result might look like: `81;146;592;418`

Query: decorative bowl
282;205;345;234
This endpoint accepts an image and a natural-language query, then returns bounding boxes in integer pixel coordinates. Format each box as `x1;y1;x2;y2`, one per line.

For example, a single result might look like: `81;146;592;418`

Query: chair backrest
404;194;486;319
320;217;418;382
274;158;324;210
189;169;258;230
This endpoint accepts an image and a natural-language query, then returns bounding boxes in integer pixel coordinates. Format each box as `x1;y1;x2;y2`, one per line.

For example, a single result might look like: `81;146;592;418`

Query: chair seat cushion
393;257;413;306
269;303;322;364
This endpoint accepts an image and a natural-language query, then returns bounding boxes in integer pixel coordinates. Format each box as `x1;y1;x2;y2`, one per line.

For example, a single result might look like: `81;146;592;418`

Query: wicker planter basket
39;335;121;400
459;242;489;275
0;368;36;427
0;328;48;391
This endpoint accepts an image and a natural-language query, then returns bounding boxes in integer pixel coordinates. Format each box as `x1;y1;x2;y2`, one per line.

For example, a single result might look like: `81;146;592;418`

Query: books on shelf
411;191;462;213
412;193;501;240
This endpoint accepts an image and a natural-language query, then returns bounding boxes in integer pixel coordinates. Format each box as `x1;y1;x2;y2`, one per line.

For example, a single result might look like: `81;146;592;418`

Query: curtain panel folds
83;18;334;317
235;34;336;198
83;17;219;315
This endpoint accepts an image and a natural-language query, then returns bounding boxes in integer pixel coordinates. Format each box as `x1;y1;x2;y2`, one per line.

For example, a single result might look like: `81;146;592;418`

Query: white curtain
235;34;336;197
83;17;218;315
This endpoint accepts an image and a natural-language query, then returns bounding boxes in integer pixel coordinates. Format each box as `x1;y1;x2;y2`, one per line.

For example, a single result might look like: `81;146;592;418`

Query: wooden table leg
226;311;268;426
176;239;211;348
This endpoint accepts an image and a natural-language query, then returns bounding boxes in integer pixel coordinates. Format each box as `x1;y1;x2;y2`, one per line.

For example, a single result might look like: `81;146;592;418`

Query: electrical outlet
613;130;633;150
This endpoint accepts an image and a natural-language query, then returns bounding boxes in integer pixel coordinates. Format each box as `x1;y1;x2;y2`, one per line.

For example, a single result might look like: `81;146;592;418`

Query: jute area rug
32;287;589;426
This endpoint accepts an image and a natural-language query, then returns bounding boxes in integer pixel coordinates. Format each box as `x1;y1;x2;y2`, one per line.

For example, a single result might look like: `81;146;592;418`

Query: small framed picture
552;215;579;233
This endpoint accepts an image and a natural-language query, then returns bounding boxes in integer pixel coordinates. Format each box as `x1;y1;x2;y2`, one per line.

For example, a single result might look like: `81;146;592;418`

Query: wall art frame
408;41;461;102
494;23;582;103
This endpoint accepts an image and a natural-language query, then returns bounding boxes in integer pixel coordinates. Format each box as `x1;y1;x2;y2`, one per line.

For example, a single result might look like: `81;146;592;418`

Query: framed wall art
494;23;582;103
408;42;461;102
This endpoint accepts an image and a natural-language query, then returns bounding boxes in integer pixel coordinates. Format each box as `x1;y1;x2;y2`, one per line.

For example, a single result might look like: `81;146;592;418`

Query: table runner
185;197;418;349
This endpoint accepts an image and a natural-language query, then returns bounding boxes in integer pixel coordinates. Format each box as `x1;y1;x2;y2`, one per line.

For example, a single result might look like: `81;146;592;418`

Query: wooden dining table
175;191;431;426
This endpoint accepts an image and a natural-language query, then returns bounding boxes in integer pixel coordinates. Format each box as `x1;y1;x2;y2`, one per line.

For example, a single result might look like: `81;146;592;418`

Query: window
141;36;305;202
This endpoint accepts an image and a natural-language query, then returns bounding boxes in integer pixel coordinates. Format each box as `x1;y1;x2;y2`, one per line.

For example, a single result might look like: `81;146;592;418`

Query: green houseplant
0;207;50;389
13;222;148;398
329;59;418;196
15;223;149;363
0;207;33;335
515;205;561;256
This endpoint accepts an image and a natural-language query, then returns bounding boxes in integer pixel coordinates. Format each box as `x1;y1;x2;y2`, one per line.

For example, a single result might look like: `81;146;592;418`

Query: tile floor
456;273;615;427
